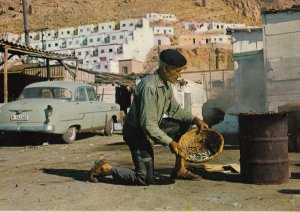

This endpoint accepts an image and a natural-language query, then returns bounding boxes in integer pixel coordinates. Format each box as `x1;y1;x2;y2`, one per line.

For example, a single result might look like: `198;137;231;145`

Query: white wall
122;18;154;63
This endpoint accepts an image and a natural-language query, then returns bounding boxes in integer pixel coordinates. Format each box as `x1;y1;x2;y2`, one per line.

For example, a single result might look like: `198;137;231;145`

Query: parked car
0;81;122;144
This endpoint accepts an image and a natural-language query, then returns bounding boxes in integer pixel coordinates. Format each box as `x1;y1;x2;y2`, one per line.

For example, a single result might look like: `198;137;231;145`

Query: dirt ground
0;132;299;211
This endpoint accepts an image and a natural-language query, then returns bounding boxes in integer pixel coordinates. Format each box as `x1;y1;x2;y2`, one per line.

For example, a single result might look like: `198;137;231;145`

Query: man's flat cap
159;49;187;68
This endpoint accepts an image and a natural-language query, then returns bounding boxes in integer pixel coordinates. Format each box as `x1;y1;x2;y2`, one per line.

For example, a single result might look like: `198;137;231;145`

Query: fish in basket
179;128;224;163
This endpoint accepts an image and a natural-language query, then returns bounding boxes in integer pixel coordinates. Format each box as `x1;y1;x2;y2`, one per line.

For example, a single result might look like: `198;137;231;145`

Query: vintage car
0;81;122;144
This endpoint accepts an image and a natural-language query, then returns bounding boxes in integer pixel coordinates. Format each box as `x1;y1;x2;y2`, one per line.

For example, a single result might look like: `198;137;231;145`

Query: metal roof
0;39;77;60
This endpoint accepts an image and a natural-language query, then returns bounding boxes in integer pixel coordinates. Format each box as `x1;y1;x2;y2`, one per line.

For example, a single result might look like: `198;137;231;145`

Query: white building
78;24;96;36
58;27;75;39
154;35;171;46
153;26;174;35
120;19;140;31
98;21;116;33
122;18;154;64
211;34;231;44
145;12;177;22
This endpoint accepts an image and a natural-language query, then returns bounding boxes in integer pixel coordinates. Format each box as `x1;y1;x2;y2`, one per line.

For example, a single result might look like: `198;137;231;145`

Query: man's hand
169;141;187;159
193;116;209;131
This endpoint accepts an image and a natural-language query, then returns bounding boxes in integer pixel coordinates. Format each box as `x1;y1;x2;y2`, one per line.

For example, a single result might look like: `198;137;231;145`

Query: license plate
10;114;29;121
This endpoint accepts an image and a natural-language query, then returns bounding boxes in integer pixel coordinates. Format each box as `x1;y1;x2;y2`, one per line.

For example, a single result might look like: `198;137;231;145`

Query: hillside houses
2;12;255;74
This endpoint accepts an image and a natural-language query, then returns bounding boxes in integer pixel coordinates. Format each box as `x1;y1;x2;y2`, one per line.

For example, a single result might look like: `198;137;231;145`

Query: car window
53;88;72;100
19;87;72;100
86;87;97;101
75;87;87;101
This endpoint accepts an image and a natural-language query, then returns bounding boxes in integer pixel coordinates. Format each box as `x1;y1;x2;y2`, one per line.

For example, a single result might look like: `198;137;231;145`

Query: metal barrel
238;113;289;184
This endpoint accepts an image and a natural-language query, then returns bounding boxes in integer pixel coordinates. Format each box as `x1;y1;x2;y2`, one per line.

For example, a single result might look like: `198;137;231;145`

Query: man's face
164;65;184;83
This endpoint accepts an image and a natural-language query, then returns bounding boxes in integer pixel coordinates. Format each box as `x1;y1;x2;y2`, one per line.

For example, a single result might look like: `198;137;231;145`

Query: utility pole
22;0;30;47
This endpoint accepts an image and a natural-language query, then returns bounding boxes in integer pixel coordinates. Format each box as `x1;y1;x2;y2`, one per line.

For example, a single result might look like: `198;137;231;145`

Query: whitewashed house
122;18;154;63
120;19;140;31
211;34;231;44
98;21;116;33
145;12;177;22
153;26;174;35
78;24;96;36
208;22;226;31
58;27;75;39
154;35;171;46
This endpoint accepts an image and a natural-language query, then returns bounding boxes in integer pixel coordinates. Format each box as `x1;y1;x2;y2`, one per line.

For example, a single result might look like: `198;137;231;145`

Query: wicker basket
179;128;224;163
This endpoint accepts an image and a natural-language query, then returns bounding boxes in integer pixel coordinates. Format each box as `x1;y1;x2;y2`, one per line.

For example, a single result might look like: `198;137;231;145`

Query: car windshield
18;87;72;100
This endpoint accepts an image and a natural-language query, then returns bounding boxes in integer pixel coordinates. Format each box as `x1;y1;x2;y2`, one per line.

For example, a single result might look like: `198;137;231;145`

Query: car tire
62;126;77;144
104;118;114;136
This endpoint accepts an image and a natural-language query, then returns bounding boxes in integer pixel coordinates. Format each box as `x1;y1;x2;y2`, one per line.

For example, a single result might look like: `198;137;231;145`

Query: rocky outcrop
222;0;300;23
222;0;263;23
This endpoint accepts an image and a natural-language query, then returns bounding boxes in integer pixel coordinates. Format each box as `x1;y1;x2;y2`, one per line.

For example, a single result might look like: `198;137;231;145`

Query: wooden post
75;60;79;81
46;59;50;81
3;47;8;103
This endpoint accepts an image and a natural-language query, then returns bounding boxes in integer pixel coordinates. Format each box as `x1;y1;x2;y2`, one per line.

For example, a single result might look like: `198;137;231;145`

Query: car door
86;87;106;129
73;87;94;130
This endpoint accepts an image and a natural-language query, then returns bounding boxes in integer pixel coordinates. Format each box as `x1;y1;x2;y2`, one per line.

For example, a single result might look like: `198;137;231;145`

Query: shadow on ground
41;167;175;186
0;132;101;147
278;189;300;195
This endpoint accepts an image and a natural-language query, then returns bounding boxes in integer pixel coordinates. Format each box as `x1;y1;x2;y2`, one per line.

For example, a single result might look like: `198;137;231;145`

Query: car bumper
0;124;55;133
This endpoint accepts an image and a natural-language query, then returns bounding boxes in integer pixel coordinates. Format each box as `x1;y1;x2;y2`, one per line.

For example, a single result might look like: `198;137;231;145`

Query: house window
109;25;111;28
48;44;51;47
90;38;93;42
120;35;124;39
104;65;108;69
100;57;106;61
219;38;223;41
122;24;126;27
100;49;105;53
78;52;81;56
35;45;38;48
93;60;97;63
75;40;79;44
97;38;100;42
109;49;113;52
80;29;83;32
30;36;33;39
55;43;58;47
61;32;64;35
48;33;51;36
112;36;116;40
102;26;104;29
87;28;90;31
130;23;133;26
67;31;70;34
85;51;89;56
68;41;72;45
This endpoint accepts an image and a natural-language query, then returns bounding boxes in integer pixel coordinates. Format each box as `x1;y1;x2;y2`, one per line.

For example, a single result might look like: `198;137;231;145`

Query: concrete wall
263;10;300;112
118;59;144;74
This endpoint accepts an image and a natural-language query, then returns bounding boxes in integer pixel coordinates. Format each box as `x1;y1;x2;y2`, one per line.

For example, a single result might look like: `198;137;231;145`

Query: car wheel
62;126;77;144
104;118;114;136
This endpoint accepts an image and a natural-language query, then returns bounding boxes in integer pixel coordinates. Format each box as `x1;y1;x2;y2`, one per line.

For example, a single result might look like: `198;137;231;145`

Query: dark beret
159;49;187;68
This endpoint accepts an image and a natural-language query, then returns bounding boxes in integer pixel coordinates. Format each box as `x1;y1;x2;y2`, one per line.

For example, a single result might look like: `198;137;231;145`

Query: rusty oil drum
239;112;289;184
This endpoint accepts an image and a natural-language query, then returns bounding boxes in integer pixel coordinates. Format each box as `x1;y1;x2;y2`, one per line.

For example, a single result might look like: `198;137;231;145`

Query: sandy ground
0;132;299;211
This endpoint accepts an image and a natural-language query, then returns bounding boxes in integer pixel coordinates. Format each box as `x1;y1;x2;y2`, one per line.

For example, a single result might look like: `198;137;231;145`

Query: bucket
239;112;289;184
